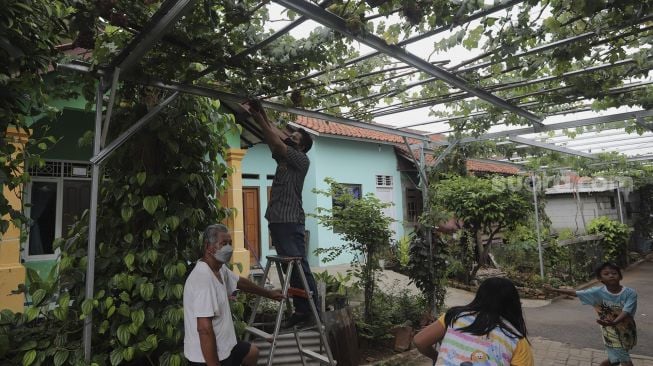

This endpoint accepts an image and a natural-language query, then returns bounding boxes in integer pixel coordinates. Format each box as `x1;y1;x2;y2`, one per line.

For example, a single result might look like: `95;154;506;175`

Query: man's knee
243;344;259;366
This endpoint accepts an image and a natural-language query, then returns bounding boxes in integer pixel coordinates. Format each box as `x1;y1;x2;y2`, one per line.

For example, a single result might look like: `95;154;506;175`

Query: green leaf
143;196;159;215
81;298;94;315
152;230;161;244
131;309;145;327
124;233;134;244
22;350;36;366
140;282;154;300
121;206;133;222
18;340;37;351
167;216;180;231
123;346;135;361
170;354;181;366
117;324;131;345
136;172;147;186
172;284;183;299
25;307;39;322
53;350;69;366
31;289;47;305
124;253;135;269
110;348;124;366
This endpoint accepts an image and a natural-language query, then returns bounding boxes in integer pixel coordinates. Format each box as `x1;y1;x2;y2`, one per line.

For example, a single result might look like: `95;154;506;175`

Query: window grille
375;175;393;187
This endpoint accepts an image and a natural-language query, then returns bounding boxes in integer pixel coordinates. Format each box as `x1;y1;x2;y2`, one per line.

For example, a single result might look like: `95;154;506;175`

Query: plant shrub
587;216;631;265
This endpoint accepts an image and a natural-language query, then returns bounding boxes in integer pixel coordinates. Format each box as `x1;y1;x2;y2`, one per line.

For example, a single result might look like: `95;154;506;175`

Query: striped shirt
265;147;309;224
437;314;533;366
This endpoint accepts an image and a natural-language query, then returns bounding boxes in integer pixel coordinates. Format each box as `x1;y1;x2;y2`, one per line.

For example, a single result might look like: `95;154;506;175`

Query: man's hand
267;289;284;301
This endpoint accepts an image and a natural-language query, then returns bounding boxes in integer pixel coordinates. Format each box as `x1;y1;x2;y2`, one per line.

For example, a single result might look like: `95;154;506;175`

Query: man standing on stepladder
245;100;318;328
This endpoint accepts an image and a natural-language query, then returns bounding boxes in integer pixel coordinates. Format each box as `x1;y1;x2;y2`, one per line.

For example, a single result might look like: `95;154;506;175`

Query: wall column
223;148;250;276
0;128;29;312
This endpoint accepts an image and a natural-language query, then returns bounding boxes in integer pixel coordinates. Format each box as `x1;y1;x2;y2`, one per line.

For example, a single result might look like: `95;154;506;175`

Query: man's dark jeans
269;223;318;315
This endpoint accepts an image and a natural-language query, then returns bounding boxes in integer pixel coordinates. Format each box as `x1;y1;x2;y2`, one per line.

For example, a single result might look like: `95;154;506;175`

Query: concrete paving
267;258;652;365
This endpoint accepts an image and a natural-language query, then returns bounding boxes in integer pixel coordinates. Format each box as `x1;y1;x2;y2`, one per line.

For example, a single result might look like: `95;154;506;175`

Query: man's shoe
281;312;313;329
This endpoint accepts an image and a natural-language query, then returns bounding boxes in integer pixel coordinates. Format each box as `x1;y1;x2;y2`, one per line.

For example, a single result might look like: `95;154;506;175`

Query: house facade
544;178;634;234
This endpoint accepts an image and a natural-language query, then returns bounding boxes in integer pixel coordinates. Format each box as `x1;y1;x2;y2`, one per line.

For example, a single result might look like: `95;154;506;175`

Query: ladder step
266;255;302;262
245;326;273;342
301;349;334;365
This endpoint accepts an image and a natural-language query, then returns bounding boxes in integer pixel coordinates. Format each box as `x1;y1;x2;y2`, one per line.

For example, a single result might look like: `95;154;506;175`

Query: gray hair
203;224;229;246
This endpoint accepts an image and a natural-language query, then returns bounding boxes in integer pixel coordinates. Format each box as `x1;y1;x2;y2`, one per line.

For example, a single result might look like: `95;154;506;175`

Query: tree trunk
475;229;486;266
363;247;375;322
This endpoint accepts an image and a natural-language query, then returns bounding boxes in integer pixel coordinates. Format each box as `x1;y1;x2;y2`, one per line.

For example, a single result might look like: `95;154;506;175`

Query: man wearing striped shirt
246;100;316;328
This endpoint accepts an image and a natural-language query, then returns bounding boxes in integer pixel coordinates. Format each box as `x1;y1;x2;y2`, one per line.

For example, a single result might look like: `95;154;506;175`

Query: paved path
367;337;653;366
286;258;651;365
525;259;653;357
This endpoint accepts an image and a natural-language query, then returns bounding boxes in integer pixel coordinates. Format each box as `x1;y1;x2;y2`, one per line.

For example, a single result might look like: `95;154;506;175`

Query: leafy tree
429;175;533;271
0;88;235;365
1;0;74;238
587;216;631;266
312;178;394;322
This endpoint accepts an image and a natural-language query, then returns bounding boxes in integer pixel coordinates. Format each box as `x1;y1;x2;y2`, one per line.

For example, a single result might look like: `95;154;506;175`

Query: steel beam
274;0;542;125
59;62;434;142
106;0;196;74
84;78;104;362
508;136;598;159
558;134;653;148
290;0;524;85
91;92;180;165
429;109;653;145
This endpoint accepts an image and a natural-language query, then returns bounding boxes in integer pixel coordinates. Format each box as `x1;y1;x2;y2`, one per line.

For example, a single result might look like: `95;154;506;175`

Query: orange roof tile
465;159;522;174
293;115;519;175
294;115;445;144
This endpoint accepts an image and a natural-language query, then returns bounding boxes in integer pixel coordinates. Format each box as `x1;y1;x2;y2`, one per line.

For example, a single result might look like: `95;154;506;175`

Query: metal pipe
91;92;180;165
101;67;121;148
289;0;524;85
83;77;104;362
616;180;624;224
273;0;542;124
531;172;545;279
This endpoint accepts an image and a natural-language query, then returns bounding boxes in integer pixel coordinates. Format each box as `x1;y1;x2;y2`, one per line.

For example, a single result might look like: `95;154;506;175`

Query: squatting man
183;224;284;366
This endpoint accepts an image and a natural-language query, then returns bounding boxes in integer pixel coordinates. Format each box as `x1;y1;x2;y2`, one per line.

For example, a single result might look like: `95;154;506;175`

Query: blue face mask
213;244;233;263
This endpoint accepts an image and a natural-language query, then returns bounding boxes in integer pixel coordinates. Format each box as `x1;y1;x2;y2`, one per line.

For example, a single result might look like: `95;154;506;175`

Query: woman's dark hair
444;277;528;339
595;262;622;279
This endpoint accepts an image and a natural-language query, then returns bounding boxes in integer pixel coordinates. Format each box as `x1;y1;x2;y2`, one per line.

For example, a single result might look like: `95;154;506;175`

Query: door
376;186;397;237
242;187;261;266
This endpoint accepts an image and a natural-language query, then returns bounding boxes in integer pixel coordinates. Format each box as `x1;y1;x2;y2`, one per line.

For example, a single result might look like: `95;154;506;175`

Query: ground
310;258;653;365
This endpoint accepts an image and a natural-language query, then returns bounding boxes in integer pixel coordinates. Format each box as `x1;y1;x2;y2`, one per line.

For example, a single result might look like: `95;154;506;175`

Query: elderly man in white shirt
184;224;283;366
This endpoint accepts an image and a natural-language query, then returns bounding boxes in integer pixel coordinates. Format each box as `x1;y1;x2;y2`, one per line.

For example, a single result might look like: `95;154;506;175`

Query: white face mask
213;244;233;263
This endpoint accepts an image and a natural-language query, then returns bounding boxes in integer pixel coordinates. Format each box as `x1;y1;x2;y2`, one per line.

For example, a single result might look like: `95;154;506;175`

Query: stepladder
244;255;336;366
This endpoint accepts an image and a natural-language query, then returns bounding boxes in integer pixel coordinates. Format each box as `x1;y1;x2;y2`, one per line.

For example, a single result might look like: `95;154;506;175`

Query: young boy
545;262;638;366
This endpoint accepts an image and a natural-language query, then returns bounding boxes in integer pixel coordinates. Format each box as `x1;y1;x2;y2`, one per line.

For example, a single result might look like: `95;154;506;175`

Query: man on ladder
246;100;318;329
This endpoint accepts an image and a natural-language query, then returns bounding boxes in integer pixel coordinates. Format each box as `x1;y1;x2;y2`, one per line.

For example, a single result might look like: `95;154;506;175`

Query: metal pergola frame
56;0;653;359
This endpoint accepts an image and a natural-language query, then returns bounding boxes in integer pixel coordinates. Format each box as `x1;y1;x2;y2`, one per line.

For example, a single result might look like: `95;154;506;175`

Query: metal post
531;172;545;279
616;180;624;224
84;78;104;362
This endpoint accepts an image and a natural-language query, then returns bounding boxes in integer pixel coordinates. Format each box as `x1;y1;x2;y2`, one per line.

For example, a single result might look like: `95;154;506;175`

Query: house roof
465;159;523;175
293;115;446;145
292;115;521;175
546;180;621;194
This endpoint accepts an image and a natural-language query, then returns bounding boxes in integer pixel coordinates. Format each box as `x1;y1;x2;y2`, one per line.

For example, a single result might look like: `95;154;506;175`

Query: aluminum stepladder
244;255;336;366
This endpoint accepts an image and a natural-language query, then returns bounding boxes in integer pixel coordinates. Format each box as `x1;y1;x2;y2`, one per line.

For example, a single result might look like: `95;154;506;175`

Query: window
376;175;393;187
332;183;362;207
405;188;423;224
610;196;616;209
25;161;91;260
331;183;362;234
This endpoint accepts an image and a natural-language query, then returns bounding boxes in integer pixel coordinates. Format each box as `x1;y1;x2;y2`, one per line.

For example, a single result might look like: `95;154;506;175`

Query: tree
1;0;73;238
0;87;235;365
312;178;394;322
429;175;533;271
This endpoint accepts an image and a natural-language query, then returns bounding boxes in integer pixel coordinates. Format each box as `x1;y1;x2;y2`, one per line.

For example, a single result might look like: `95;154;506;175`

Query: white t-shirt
183;261;240;362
